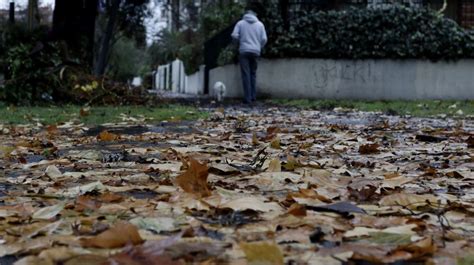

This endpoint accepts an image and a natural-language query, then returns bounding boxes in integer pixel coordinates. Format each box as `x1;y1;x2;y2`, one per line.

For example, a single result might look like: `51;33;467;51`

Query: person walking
231;10;267;104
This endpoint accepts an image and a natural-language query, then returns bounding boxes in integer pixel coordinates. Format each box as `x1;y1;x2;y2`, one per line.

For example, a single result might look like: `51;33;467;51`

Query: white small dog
213;81;226;102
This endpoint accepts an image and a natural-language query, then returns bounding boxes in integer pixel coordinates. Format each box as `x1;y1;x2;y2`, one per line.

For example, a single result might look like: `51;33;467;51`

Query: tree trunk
171;0;180;31
94;0;121;76
9;2;15;24
27;0;40;30
53;0;98;67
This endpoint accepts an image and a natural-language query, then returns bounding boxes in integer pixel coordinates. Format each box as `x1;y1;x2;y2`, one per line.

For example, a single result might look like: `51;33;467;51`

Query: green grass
268;99;474;117
0;105;208;125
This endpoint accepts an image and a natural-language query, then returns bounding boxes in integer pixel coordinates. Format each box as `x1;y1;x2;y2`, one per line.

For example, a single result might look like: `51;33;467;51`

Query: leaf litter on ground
0;105;473;264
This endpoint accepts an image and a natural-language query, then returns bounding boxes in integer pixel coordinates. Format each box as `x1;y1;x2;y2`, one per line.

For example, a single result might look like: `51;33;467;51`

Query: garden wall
209;59;474;100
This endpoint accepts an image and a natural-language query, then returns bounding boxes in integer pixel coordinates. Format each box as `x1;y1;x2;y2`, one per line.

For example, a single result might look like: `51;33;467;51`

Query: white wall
154;60;205;95
209;58;474;100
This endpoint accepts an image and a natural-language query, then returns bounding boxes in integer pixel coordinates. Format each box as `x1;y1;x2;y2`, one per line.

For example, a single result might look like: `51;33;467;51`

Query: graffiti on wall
313;60;375;88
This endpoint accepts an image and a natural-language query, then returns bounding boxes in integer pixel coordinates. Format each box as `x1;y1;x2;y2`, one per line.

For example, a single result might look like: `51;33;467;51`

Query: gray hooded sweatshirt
231;13;268;56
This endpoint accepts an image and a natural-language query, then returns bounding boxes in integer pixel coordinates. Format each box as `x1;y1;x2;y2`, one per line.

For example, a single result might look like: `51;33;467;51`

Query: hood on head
243;13;258;23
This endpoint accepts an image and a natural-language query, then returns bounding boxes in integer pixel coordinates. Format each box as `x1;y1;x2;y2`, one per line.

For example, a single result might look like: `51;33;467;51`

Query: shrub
2;41;65;105
261;6;474;60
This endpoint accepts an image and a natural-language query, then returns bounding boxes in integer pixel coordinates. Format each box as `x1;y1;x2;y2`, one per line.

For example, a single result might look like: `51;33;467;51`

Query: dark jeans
239;52;258;103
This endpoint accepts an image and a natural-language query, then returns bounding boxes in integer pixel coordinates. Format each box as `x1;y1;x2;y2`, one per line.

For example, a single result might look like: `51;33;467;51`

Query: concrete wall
185;65;205;95
154;61;205;95
209;58;474;100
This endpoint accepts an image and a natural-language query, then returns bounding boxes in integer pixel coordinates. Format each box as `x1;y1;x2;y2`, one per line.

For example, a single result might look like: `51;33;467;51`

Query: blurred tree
53;0;149;75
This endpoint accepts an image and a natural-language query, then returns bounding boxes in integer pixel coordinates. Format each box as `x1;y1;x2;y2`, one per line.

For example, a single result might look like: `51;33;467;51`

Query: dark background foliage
259;6;474;60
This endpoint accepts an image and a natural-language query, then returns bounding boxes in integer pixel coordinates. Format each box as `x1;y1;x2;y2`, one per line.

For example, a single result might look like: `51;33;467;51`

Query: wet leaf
306;201;366;215
416;134;447;143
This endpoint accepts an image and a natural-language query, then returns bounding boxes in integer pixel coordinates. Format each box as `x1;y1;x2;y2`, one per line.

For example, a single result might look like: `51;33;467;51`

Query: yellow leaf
0;145;15;158
240;242;284;265
252;132;259;145
97;130;119;141
268;158;281;172
270;137;281;149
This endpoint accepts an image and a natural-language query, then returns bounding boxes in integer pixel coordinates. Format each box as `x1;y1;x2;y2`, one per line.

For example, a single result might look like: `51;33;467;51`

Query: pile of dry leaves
0;106;473;264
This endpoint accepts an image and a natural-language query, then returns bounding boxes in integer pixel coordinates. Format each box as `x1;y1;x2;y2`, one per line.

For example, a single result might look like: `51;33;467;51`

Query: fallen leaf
306;201;366;215
63;181;106;197
221;196;284;213
99;192;124;203
130;217;177;233
359;143;380;154
252;132;259;145
75;195;101;212
240;242;284;265
80;221;143;248
46;125;58;135
379;193;439;209
344;224;417;238
45;165;62;179
270;137;281;149
176;158;211;197
63;255;107;265
268;158;282;172
97;130;119;141
287;203;307;217
32;203;65;220
80;107;90;117
416;134;447;143
467;136;474;148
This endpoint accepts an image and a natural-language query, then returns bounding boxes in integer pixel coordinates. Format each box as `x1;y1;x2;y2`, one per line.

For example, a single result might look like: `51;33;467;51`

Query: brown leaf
359;143;380;154
97;130;120;141
176;158;211;197
99;192;124;203
46;125;58;135
468;136;474;148
379;193;439;210
80;221;143;248
63;255;107;265
75;195;101;212
287;203;307;217
79;107;90;117
106;252;180;265
288;188;332;203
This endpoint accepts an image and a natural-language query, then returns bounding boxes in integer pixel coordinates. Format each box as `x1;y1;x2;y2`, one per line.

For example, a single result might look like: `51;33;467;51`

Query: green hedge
260;6;474;60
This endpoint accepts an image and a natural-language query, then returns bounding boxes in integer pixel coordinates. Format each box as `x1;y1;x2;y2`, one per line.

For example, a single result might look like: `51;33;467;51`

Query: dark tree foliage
53;0;99;67
94;0;150;75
